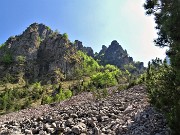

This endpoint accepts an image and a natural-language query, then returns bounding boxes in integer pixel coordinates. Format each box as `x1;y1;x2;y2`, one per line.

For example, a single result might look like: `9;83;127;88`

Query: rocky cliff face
95;40;145;73
0;23;144;85
74;40;94;58
0;23;82;84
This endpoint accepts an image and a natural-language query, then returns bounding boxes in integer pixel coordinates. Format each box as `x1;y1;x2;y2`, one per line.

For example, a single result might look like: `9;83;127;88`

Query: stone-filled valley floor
0;85;170;135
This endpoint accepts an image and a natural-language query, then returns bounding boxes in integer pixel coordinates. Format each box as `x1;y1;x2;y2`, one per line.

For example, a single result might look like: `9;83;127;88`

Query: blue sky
0;0;167;66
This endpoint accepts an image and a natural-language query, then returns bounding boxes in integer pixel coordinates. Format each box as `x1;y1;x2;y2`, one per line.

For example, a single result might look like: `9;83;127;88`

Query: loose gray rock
0;85;171;135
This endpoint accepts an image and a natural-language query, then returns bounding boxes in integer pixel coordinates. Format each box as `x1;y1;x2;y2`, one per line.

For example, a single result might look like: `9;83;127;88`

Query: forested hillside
1;0;179;134
0;23;144;115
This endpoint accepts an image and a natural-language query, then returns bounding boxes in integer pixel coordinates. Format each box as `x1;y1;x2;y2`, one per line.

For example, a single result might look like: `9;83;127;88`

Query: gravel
0;85;171;135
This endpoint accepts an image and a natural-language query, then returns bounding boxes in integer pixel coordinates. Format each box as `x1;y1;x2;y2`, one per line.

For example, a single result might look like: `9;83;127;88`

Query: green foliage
91;69;118;88
102;88;108;98
54;68;65;81
72;60;123;90
73;69;83;80
105;64;120;72
77;51;100;76
144;2;180;133
144;1;180;133
46;26;51;30
145;58;180;134
30;82;43;100
2;73;15;83
16;55;26;64
118;84;128;91
64;89;73;98
0;82;46;114
72;51;125;90
2;53;13;64
37;36;42;43
0;88;29;113
91;88;109;99
124;63;135;71
123;63;143;75
144;0;180;47
62;33;68;40
22;97;31;109
55;88;66;101
127;80;139;89
0;81;72;114
41;88;73;105
0;43;6;50
42;95;53;104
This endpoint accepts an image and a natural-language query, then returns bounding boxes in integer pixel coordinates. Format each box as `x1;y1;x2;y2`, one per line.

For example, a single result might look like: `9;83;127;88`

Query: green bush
42;95;53;104
146;59;180;133
46;26;51;30
55;89;66;101
62;33;68;40
2;73;15;83
2;53;13;64
91;70;118;88
16;55;26;64
42;88;73;104
77;51;100;76
64;89;73;98
118;85;128;91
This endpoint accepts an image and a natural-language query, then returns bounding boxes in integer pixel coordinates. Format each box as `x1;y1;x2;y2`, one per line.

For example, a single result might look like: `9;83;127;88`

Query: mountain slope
0;85;170;134
0;23;145;85
0;23;146;115
0;23;84;84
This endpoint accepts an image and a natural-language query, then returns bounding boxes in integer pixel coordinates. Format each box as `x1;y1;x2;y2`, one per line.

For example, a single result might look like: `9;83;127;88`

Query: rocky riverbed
0;85;170;135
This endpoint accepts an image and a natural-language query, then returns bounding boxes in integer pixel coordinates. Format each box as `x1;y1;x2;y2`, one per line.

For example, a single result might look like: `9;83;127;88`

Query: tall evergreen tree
144;0;180;134
144;0;180;81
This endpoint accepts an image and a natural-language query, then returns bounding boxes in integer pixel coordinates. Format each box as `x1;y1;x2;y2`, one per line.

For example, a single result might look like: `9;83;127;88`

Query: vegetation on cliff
0;23;145;114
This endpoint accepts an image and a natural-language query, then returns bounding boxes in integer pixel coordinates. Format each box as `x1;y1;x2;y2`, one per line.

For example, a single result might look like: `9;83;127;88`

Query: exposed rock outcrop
95;40;145;73
74;40;94;58
0;23;145;85
0;23;82;84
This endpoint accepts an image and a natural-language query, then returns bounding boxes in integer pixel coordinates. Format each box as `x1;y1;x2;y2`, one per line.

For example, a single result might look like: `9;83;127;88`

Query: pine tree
144;1;180;134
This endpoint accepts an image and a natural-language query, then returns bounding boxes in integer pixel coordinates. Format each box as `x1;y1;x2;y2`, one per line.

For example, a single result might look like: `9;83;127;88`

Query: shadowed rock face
74;40;94;58
103;40;131;68
96;40;144;72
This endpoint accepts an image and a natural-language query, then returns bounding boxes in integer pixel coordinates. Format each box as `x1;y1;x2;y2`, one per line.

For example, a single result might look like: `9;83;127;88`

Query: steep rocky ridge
0;23;83;84
95;40;145;73
74;40;94;58
0;23;145;85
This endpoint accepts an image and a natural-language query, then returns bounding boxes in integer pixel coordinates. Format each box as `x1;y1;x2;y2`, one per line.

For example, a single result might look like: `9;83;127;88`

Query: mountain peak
24;23;53;40
95;40;144;73
109;40;123;50
111;40;119;45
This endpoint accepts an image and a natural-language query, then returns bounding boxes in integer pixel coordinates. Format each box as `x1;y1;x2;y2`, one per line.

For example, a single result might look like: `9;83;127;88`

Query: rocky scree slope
0;85;170;135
